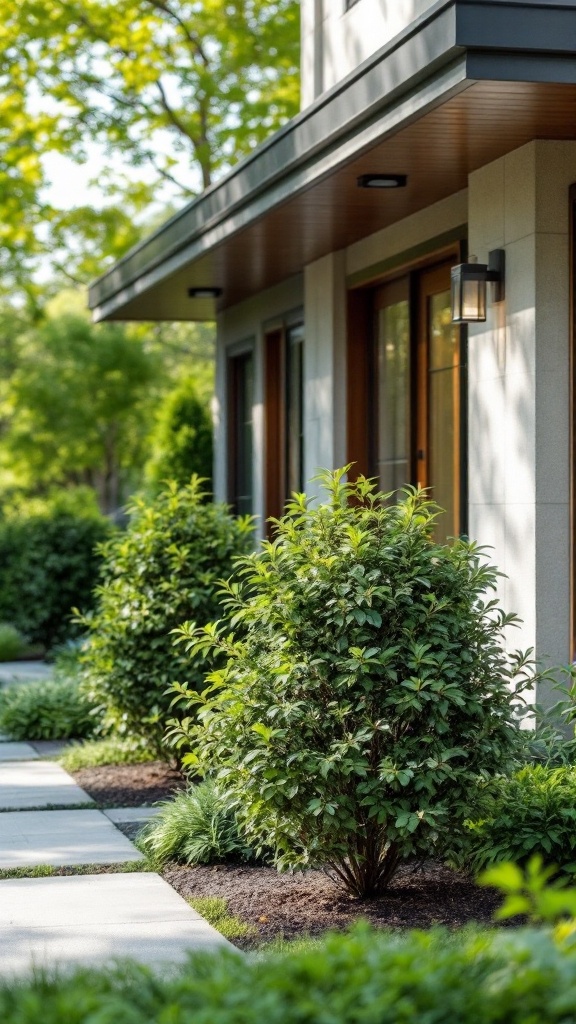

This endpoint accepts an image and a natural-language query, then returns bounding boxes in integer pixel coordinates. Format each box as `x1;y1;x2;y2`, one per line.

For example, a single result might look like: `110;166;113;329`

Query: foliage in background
455;765;576;875
0;624;26;662
1;0;299;295
1;312;161;514
3;925;576;1023
138;780;257;866
0;679;97;741
0;499;113;649
479;854;576;928
144;377;213;495
60;737;156;773
171;470;533;898
80;478;253;753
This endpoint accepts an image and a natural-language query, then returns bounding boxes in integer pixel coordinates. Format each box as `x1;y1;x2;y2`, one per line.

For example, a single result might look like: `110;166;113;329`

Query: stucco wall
468;140;576;690
301;0;438;108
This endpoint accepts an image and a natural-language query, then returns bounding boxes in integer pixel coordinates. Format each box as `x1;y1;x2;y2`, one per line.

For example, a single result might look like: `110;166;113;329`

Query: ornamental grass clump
170;469;533;899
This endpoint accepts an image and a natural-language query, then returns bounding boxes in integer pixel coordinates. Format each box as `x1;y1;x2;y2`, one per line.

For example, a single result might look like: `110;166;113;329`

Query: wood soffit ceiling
96;78;576;321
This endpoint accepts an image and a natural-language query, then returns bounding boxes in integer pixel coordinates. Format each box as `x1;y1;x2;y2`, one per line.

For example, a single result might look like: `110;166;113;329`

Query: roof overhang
89;0;576;322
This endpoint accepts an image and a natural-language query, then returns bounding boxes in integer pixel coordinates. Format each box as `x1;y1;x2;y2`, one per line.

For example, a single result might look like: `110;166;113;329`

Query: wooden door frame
346;241;468;533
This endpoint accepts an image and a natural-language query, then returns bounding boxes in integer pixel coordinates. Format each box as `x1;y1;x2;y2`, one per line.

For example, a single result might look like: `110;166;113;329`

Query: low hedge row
1;926;575;1023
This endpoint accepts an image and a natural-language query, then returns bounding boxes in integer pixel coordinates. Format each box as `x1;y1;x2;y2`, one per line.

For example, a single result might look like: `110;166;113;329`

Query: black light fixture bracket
486;249;505;303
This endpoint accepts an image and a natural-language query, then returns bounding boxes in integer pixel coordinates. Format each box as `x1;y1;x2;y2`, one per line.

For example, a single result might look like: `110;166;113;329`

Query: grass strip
0;859;151;880
187;895;257;942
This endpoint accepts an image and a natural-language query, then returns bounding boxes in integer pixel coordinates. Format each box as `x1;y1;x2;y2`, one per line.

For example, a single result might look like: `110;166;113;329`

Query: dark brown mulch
71;761;187;806
68;761;508;949
162;861;507;950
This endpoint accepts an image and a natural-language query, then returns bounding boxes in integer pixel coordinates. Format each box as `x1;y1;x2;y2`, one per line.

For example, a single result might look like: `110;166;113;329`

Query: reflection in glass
377;300;410;495
428;291;460;540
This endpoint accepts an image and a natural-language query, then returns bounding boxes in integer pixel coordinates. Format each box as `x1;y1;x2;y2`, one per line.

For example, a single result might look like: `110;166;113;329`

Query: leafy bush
138;780;257;865
0;502;112;649
2;925;576;1023
145;377;213;494
0;679;97;740
171;470;532;898
59;737;156;772
458;765;576;875
80;478;253;753
0;623;26;661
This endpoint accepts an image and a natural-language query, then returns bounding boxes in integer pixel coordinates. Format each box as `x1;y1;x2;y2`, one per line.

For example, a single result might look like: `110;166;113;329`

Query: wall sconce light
451;250;505;324
357;174;407;189
188;286;222;299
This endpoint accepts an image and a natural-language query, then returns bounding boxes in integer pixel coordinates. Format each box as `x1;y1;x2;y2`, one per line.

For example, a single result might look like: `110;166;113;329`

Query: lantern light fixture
357;174;407;189
451;250;505;324
187;286;222;299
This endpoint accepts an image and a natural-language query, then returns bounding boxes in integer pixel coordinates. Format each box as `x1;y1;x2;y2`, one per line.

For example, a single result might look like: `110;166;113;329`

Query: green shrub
145;377;213;494
171;470;532;898
0;679;98;740
138;780;257;865
59;737;157;772
80;478;252;753
0;503;112;649
458;765;576;875
2;925;576;1023
0;623;25;661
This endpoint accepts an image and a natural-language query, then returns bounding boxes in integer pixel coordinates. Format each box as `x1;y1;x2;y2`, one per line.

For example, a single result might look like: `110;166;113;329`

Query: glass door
418;264;461;541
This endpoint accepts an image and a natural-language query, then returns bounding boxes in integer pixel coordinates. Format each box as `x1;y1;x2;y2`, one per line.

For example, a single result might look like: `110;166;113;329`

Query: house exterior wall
301;0;438;108
468;140;576;692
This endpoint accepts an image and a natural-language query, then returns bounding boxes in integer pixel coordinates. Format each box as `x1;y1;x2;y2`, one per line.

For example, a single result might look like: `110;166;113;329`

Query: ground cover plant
0;678;97;740
59;737;157;772
170;469;534;898
2;924;576;1023
79;477;253;753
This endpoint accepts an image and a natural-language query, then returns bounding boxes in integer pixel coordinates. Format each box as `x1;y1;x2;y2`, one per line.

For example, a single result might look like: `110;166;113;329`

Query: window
228;349;254;516
264;319;305;523
348;253;466;542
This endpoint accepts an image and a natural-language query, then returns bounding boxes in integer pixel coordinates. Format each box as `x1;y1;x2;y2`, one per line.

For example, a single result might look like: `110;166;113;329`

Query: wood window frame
264;314;305;526
227;342;255;516
346;240;468;535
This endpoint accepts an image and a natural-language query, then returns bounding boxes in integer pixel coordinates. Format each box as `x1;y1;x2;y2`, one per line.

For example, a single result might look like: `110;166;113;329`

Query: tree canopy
1;0;300;282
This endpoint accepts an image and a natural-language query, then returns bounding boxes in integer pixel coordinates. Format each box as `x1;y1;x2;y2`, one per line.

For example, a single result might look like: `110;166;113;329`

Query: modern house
89;0;576;702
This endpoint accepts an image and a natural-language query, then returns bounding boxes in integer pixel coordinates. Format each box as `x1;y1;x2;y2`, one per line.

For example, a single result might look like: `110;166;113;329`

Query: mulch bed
68;760;507;949
71;760;187;806
162;861;507;950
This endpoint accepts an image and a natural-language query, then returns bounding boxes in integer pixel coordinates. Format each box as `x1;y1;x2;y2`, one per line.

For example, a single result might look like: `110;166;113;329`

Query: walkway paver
0;742;39;762
0;809;144;868
0;760;93;809
0;873;231;976
0;661;53;686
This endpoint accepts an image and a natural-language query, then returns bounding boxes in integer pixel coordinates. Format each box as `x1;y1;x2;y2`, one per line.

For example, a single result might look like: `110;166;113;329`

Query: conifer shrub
80;478;252;753
170;469;532;898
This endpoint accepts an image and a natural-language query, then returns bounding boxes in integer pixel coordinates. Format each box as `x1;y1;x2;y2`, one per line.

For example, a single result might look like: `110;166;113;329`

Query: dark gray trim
90;0;576;319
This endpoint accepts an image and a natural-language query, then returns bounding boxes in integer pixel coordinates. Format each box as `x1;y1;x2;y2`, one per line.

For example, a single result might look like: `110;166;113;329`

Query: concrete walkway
0;740;231;976
0;661;53;686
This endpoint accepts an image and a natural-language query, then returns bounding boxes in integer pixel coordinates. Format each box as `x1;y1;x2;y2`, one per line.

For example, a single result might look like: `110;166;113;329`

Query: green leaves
169;470;530;897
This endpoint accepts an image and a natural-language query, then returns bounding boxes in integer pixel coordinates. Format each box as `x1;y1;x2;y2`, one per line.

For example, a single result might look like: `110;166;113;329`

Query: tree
0;311;161;514
144;376;213;494
1;0;300;280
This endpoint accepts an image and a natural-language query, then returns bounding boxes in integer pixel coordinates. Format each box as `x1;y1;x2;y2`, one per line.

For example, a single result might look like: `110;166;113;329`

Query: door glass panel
428;290;460;540
231;351;254;516
286;323;304;495
376;296;410;495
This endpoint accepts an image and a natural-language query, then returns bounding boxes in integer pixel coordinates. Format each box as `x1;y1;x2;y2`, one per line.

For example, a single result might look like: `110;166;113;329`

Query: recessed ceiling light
357;174;408;189
187;287;222;299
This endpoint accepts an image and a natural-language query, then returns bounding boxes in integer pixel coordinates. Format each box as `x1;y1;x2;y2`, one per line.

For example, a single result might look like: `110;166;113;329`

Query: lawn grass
187;895;257;942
